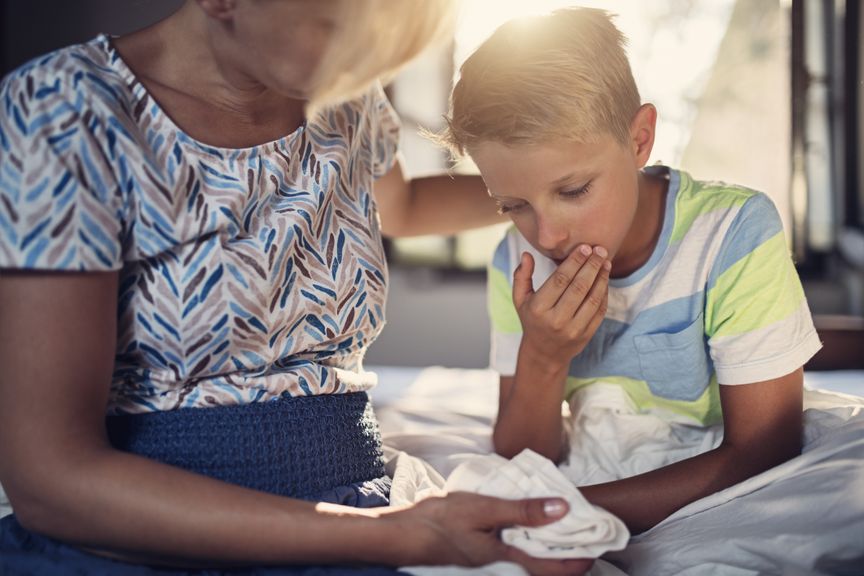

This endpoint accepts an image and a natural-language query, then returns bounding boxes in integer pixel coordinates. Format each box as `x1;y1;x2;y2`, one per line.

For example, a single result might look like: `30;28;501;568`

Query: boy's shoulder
671;168;781;243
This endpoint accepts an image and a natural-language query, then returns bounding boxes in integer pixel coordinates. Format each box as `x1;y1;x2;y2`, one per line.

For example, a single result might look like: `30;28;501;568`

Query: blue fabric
0;513;404;575
0;392;405;574
105;391;386;500
0;35;399;414
567;296;712;402
704;193;785;292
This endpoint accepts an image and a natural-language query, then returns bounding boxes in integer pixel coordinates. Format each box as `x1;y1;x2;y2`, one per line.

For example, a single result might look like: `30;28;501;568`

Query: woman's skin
0;1;593;573
112;0;504;237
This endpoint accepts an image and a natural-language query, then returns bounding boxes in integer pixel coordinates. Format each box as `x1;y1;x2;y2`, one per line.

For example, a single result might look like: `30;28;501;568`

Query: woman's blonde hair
440;8;641;157
307;0;458;114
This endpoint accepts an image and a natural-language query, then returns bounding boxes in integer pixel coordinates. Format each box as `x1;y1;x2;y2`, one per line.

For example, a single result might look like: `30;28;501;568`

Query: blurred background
2;0;861;368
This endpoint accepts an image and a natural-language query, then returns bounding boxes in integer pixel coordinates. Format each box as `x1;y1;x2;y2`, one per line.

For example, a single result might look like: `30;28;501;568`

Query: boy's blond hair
307;0;457;115
441;8;641;157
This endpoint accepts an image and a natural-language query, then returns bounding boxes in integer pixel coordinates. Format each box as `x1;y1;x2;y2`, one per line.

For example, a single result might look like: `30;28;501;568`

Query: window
387;0;792;270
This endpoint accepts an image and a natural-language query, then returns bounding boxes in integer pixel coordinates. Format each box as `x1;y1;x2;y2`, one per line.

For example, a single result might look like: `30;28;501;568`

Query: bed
1;368;861;575
369;366;864;576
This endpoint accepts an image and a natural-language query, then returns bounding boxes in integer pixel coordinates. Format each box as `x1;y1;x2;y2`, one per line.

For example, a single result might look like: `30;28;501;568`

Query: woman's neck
112;2;306;148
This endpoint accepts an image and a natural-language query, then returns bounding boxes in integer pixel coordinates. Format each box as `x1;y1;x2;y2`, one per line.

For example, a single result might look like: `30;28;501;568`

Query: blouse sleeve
0;69;126;271
369;81;401;179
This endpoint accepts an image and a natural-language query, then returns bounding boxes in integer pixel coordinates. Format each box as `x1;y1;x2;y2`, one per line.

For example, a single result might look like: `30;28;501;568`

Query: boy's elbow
720;432;802;481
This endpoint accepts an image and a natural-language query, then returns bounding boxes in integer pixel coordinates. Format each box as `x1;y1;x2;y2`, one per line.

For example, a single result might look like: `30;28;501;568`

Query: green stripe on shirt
705;231;805;338
670;174;753;244
488;264;522;334
566;374;723;425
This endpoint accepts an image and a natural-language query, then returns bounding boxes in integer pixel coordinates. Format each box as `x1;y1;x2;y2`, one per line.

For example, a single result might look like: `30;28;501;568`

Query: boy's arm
373;158;504;238
493;246;610;461
580;368;803;534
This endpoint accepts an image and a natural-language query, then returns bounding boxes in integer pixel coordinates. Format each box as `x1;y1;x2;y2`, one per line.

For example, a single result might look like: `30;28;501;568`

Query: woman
0;0;593;574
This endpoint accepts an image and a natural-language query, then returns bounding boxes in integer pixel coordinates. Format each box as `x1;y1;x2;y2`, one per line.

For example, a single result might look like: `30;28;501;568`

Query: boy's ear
629;104;657;169
195;0;237;22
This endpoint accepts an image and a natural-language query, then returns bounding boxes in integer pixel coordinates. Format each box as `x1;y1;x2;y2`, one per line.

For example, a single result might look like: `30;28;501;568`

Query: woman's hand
387;492;593;575
512;245;610;367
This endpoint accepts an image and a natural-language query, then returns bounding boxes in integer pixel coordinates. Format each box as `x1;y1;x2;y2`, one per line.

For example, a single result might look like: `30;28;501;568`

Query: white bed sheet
0;368;860;575
370;367;864;576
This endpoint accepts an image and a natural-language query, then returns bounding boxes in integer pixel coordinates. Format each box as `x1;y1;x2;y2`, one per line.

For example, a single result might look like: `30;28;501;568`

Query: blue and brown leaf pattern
0;35;399;414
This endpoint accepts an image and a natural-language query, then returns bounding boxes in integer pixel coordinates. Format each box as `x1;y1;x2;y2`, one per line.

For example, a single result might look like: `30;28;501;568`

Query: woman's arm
373;158;504;238
580;369;803;534
0;270;591;574
0;271;386;567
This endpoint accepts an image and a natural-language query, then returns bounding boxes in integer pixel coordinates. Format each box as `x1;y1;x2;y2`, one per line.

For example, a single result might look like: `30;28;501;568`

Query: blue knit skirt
0;392;407;575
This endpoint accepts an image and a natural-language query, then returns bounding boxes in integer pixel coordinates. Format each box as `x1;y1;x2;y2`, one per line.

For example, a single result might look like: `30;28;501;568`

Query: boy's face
472;135;642;266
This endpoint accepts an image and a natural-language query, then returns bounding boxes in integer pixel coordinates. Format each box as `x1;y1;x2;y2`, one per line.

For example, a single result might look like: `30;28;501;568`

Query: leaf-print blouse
0;35;399;414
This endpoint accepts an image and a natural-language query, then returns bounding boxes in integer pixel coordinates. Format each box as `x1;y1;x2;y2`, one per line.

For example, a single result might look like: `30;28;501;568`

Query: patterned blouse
0;35;399;414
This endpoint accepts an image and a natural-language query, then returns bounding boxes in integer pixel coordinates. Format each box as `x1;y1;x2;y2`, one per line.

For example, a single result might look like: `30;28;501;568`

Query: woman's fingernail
544;499;568;517
594;246;608;258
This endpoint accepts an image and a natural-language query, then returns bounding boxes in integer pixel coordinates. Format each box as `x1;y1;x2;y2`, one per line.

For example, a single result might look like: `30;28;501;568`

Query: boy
439;8;822;535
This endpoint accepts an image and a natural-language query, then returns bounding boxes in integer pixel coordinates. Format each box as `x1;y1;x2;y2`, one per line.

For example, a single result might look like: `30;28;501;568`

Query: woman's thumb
498;497;570;528
512;252;535;309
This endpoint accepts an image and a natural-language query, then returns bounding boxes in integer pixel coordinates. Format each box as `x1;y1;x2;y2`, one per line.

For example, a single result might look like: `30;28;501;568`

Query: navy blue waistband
105;392;386;500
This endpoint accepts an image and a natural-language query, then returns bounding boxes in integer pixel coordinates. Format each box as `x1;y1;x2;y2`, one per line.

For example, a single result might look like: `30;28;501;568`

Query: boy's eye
560;181;593;199
497;202;527;215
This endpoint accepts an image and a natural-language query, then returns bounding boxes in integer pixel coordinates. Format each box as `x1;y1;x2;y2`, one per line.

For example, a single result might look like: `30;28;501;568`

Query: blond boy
441;8;822;535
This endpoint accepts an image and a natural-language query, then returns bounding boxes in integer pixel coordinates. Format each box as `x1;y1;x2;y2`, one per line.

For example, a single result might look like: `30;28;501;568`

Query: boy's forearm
580;441;789;534
494;347;570;461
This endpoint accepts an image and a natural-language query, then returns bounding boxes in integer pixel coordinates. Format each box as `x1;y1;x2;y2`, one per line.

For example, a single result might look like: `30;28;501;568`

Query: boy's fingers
512;252;535;309
533;245;592;310
579;284;609;340
562;256;610;323
553;250;607;317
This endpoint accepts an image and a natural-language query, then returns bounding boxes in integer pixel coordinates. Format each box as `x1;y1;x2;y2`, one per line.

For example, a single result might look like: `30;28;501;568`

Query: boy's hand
512;245;610;366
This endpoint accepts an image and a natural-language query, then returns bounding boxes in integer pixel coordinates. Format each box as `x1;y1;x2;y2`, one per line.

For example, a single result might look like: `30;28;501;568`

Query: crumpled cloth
445;449;629;559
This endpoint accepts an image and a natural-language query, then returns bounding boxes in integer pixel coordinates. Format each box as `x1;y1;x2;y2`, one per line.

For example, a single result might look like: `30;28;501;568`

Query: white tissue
445;449;630;559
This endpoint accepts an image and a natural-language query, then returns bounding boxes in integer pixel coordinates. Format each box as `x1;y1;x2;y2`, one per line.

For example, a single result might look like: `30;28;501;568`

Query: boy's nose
536;217;568;252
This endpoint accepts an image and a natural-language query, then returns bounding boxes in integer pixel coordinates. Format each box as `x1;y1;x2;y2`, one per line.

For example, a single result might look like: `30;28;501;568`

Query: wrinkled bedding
372;367;864;576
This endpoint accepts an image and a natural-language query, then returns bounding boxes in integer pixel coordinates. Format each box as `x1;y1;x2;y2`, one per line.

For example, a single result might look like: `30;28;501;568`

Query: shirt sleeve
488;232;523;376
0;69;126;271
704;193;822;384
369;81;401;179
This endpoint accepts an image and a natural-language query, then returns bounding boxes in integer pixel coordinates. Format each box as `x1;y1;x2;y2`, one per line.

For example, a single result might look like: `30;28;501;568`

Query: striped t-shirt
488;167;822;425
0;35;399;414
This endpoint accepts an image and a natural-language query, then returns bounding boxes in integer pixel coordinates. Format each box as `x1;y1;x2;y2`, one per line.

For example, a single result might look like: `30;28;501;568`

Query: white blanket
372;367;864;576
445;449;629;558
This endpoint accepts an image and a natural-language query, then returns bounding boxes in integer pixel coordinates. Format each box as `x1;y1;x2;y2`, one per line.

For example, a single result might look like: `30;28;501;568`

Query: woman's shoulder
1;35;136;139
0;36;137;272
316;80;398;134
